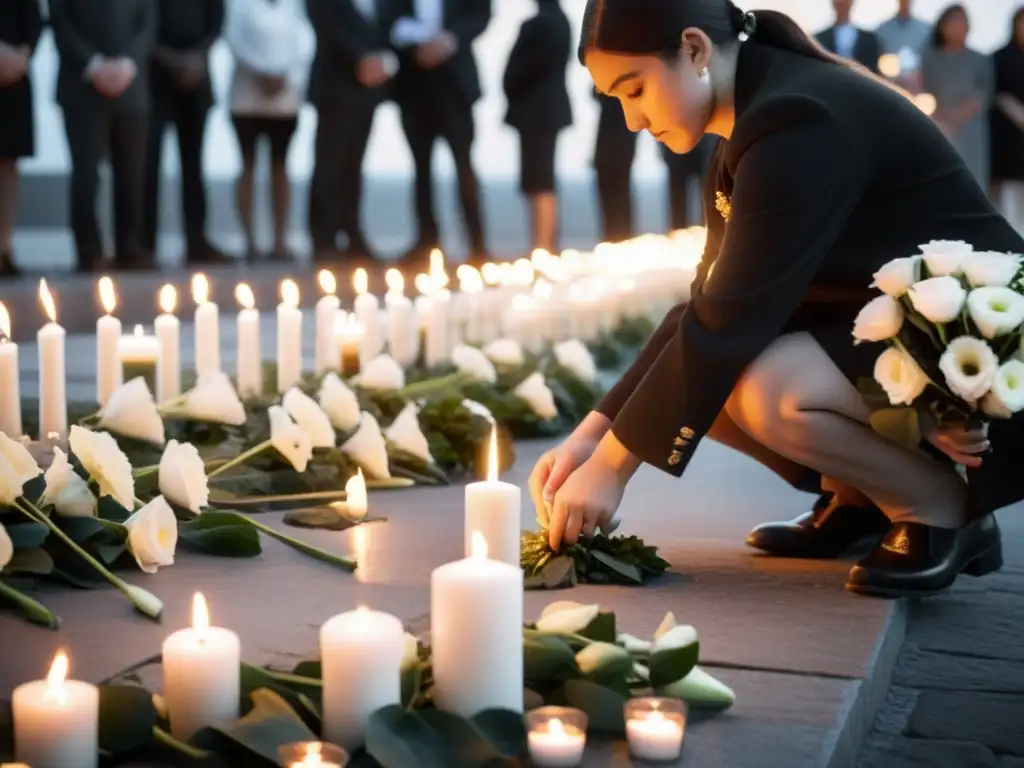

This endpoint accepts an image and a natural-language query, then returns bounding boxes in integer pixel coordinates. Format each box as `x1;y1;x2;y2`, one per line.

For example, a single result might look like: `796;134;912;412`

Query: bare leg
529;192;558;253
269;159;291;257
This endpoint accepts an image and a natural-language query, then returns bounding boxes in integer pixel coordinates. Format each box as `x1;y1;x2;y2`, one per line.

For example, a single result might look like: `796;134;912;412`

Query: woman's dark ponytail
738;7;845;66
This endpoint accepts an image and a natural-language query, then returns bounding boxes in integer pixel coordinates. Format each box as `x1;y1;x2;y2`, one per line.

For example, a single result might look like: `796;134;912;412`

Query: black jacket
151;0;224;106
597;42;1024;517
816;25;882;73
502;0;571;134
306;0;391;108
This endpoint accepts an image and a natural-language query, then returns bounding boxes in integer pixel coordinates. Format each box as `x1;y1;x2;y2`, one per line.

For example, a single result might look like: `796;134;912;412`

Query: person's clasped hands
356;51;398;89
0;43;29;87
89;57;136;98
924;419;990;468
414;30;457;69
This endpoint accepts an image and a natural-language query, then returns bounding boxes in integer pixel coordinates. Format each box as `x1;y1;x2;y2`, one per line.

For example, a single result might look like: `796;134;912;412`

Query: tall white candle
334;311;363;375
416;275;450;369
118;325;162;396
95;276;122;407
315;269;341;375
276;279;303;392
37;279;67;440
320;605;405;750
385;269;416;368
465;426;520;566
191;273;221;376
162;593;241;741
155;284;181;403
13;650;99;768
352;268;383;367
431;531;524;717
235;283;263;398
0;302;22;437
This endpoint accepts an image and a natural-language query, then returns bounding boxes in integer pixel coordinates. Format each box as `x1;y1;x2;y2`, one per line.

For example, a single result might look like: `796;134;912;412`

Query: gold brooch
715;191;731;222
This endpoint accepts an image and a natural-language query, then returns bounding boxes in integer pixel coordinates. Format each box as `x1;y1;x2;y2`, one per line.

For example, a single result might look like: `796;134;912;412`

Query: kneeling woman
530;0;1024;598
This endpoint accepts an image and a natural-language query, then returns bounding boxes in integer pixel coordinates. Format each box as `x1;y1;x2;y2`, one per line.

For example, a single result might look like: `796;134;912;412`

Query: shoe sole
844;544;1004;599
746;534;883;560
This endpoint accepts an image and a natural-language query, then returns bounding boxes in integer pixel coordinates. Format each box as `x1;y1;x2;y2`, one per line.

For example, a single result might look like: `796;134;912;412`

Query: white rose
98;378;165;445
384;403;433;463
451;345;497;383
68;425;135;510
939;336;999;403
554;339;599;382
358;355;406;391
283;388;336;449
0;522;12;569
870;256;920;297
981;359;1024;417
124;495;178;574
463;399;495;423
513;372;558;421
177;372;246;426
966;287;1024;340
919;239;972;276
158;440;209;514
484;338;525;367
317;373;361;432
961;251;1022;288
341;412;391;479
0;432;41;491
268;405;313;473
852;295;904;344
907;276;967;324
40;447;97;518
873;347;929;406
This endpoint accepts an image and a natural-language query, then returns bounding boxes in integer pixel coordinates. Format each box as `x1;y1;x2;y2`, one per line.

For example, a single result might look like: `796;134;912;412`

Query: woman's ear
680;27;713;69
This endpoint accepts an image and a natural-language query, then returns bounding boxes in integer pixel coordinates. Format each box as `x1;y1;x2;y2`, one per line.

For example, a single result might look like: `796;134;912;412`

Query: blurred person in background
875;0;931;92
815;0;881;73
503;0;572;254
990;6;1024;232
225;0;313;261
923;4;993;189
0;0;42;278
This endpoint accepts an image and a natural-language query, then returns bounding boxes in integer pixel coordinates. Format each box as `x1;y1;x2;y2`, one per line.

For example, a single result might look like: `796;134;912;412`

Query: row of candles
9;432;686;768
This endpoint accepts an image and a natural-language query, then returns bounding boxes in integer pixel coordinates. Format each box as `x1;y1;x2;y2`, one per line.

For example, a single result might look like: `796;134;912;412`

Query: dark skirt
0;77;34;159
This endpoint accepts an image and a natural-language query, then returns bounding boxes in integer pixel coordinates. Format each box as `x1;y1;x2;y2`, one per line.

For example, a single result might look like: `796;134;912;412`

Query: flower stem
223;510;357;572
397;371;472;399
15;498;163;621
0;579;61;628
207;440;272;479
132;465;160;479
152;725;210;760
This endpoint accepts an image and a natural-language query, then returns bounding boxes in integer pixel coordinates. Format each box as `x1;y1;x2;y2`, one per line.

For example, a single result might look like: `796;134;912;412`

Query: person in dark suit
49;0;157;272
389;0;491;268
143;0;227;265
306;0;396;263
532;0;1024;599
815;0;882;73
0;0;42;278
503;0;572;254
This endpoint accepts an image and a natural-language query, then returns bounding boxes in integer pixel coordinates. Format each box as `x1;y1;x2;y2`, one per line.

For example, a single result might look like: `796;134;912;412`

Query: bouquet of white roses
853;240;1024;447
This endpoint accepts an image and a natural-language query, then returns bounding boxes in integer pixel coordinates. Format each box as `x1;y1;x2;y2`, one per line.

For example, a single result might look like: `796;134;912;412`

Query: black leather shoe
0;251;19;278
846;515;1003;598
746;493;890;558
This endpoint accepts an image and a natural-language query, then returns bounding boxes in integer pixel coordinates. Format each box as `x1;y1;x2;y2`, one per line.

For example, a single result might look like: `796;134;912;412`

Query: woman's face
585;46;712;154
940;10;969;48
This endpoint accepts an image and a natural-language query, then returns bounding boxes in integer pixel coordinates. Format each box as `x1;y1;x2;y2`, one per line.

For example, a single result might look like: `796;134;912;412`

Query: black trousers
143;86;210;254
63;106;148;266
308;101;376;253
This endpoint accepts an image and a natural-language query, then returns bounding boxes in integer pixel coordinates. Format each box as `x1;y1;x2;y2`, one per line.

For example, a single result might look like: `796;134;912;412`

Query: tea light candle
384;268;416;367
316;270;341;374
352;268;382;367
465;426;519;566
192;273;221;376
277;279;303;392
277;741;349;768
235;283;262;398
13;649;99;768
0;302;22;437
320;605;404;750
334;312;363;375
95;276;122;407
526;708;588;768
154;284;181;402
162;592;241;741
625;697;686;762
37;279;67;440
431;531;523;717
118;325;161;396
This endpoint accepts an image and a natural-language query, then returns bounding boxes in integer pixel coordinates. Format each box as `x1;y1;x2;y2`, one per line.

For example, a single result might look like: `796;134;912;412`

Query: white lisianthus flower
554;339;599;382
463;399;495;423
98;378;165;445
158;440;209;514
852;295;904;344
317;373;361;432
68;425;135;510
981;359;1024;418
907;276;967;324
919;239;972;276
385;403;433;463
0;522;12;569
870;256;920;297
341;412;391;479
939;336;999;403
177;372;246;426
961;251;1022;288
0;453;25;507
451;345;497;383
513;372;558;421
268;405;313;473
484;338;525;367
873;347;930;406
124;496;178;574
966;287;1024;340
0;432;40;491
359;355;406;391
283;388;336;449
535;601;600;634
40;447;97;518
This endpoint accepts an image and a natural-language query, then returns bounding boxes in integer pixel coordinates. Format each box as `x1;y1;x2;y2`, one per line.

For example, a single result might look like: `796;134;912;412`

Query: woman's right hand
924;421;990;467
528;412;611;521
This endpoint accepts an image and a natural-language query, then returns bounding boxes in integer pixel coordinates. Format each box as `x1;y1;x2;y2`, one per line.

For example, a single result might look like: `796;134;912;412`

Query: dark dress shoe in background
746;493;890;558
0;251;19;278
846;515;1002;598
187;242;234;266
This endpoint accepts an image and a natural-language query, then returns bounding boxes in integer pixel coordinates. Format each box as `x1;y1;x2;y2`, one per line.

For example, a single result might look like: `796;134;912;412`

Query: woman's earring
699;67;711;85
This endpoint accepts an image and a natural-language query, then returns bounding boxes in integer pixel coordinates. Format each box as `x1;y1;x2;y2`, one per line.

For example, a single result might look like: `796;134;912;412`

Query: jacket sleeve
503;20;547;96
305;0;373;61
448;0;490;49
609;99;864;476
48;0;99;73
125;0;157;66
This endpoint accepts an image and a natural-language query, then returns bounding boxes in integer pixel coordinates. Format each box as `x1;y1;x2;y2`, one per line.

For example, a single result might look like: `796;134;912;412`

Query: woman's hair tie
738;10;757;42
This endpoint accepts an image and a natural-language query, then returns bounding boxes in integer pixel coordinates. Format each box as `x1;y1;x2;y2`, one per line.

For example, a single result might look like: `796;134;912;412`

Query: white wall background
21;0;1021;182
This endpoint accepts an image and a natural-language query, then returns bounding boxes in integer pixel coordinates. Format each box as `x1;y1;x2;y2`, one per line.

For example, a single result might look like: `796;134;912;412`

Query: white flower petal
0;522;12;569
341;412;391;479
359;355;405;391
268;405;313;473
535;601;600;635
40;447;97;518
318;373;362;432
463;399;495;423
554;339;598;382
938;336;999;403
873;347;930;406
158;440;210;514
513;372;558;421
124;496;178;574
0;432;41;489
852;295;904;343
981;359;1024;417
182;372;246;426
961;251;1022;288
908;276;967;324
384;403;433;463
68;426;135;510
283;388;336;449
483;338;525;367
870;256;920;297
966;287;1024;340
451;345;497;383
919;239;972;276
99;378;166;445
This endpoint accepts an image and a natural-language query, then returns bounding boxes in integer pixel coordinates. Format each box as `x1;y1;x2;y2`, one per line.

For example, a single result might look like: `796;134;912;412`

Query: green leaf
3;547;54;576
523;555;577;589
869;407;921;450
0;579;60;628
655;665;736;711
588;549;643;584
577;610;616;643
282;508;386;531
239;664;322;729
649;626;701;688
179;517;262;558
3;520;48;549
470;709;528;759
97;496;132;523
98;684;158;757
523;634;581;685
560;679;628;734
576;642;632;685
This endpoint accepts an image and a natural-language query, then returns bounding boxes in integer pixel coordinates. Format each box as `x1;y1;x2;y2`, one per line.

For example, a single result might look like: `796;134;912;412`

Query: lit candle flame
414;273;434;296
497;262;516;287
481;262;500;286
133;324;144;338
43;649;69;705
353;267;369;296
192;592;210;640
512;258;535;286
344;468;368;521
191;273;210;305
318;269;337;295
487;425;499;482
280;279;300;308
470;530;489;560
429;248;449;288
302;741;325;766
548;718;566;736
98;276;117;315
532;280;553;300
385;268;405;295
159;284;177;314
38;279;58;323
235;283;255;310
0;301;10;340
